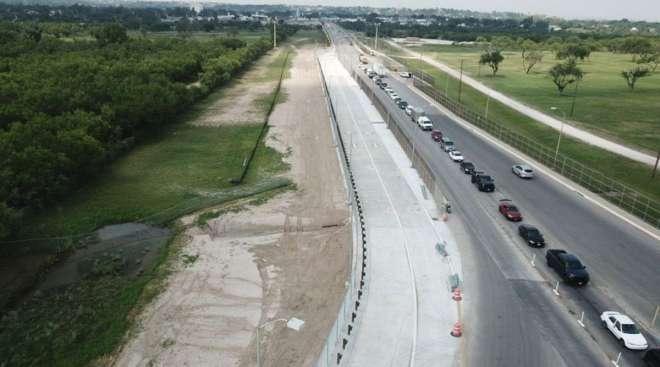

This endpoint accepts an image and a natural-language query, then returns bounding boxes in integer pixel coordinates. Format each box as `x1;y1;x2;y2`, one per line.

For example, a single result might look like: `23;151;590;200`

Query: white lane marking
328;55;420;367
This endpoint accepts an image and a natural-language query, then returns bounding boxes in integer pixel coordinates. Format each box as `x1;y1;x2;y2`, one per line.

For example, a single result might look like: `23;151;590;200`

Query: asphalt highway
326;24;660;367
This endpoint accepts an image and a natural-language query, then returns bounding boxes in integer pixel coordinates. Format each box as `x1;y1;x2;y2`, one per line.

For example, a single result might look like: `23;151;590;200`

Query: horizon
171;0;660;23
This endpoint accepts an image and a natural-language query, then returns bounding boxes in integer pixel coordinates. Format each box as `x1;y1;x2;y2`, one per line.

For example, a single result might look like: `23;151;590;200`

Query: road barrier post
530;254;536;267
452;288;462;301
450;321;462;337
553;281;560;296
652;305;659;327
611;352;621;367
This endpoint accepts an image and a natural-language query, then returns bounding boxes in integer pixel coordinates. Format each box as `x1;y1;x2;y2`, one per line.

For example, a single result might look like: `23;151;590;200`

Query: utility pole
652;150;659;179
458;59;465;103
374;23;379;50
569;78;580;117
551;106;566;163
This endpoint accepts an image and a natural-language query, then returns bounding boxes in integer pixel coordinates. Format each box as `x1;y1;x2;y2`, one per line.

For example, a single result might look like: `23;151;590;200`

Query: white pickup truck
417;116;433;131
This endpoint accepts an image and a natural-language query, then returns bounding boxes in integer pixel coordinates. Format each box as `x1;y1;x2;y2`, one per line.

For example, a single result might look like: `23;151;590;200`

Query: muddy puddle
38;223;170;292
1;223;170;311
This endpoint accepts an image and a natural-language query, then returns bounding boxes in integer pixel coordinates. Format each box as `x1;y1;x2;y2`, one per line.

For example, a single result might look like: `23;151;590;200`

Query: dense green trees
92;24;129;46
556;43;591;60
0;21;290;239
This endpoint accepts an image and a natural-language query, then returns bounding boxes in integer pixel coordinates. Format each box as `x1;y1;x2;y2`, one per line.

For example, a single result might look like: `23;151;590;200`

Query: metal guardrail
313;53;368;367
383;55;660;229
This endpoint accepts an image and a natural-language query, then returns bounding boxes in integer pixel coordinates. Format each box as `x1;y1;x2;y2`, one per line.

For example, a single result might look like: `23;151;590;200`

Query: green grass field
394;57;660;202
405;43;660;152
25;124;282;237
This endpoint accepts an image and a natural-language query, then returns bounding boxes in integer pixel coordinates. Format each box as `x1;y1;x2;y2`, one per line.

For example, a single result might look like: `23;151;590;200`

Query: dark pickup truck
546;249;590;286
471;172;495;192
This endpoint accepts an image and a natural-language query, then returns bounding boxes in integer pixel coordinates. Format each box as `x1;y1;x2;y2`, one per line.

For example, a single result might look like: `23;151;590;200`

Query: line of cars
370;75;655;356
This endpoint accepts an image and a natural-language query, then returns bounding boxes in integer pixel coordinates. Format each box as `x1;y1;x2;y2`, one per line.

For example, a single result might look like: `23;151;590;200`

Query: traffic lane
375;75;655;365
385;74;660;330
358;72;608;366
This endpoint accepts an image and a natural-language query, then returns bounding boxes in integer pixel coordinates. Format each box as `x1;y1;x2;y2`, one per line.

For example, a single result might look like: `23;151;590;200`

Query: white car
449;150;464;162
384;87;394;94
399;71;412;78
417;116;433;130
512;164;534;179
405;105;414;116
389;93;400;100
600;311;648;350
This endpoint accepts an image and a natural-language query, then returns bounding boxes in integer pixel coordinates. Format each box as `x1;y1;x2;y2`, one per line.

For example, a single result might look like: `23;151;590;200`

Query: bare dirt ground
191;49;282;127
113;44;350;367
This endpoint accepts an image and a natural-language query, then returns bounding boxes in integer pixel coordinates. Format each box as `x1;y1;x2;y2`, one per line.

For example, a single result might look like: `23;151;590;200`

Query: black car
546;249;590;286
460;162;475;174
398;100;408;109
518;224;545;247
643;348;660;367
380;82;388;89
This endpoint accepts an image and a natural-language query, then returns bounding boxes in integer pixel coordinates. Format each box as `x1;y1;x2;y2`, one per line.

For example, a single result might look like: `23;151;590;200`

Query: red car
499;199;522;221
431;130;443;142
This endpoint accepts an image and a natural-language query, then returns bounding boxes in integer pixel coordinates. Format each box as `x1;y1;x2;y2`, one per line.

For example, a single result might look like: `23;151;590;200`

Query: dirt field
191;49;283;127
113;44;350;367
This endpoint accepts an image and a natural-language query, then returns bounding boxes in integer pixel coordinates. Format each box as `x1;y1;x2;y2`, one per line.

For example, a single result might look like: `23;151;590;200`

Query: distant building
630;27;639;33
217;13;235;22
549;24;562;32
162;16;183;24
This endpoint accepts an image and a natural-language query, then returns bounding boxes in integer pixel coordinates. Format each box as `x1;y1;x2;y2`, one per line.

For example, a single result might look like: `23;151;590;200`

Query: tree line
0;22;297;240
0;3;272;33
340;18;550;43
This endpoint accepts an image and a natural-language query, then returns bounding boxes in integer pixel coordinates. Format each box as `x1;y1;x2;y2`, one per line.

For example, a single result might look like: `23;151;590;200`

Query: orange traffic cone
450;322;462;337
452;288;462;301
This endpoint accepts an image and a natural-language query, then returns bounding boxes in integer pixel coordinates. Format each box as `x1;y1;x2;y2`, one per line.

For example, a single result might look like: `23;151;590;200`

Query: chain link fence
314;54;369;367
384;55;660;229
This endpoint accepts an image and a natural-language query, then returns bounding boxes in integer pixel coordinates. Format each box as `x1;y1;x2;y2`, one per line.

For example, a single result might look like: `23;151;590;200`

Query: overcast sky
223;0;660;22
